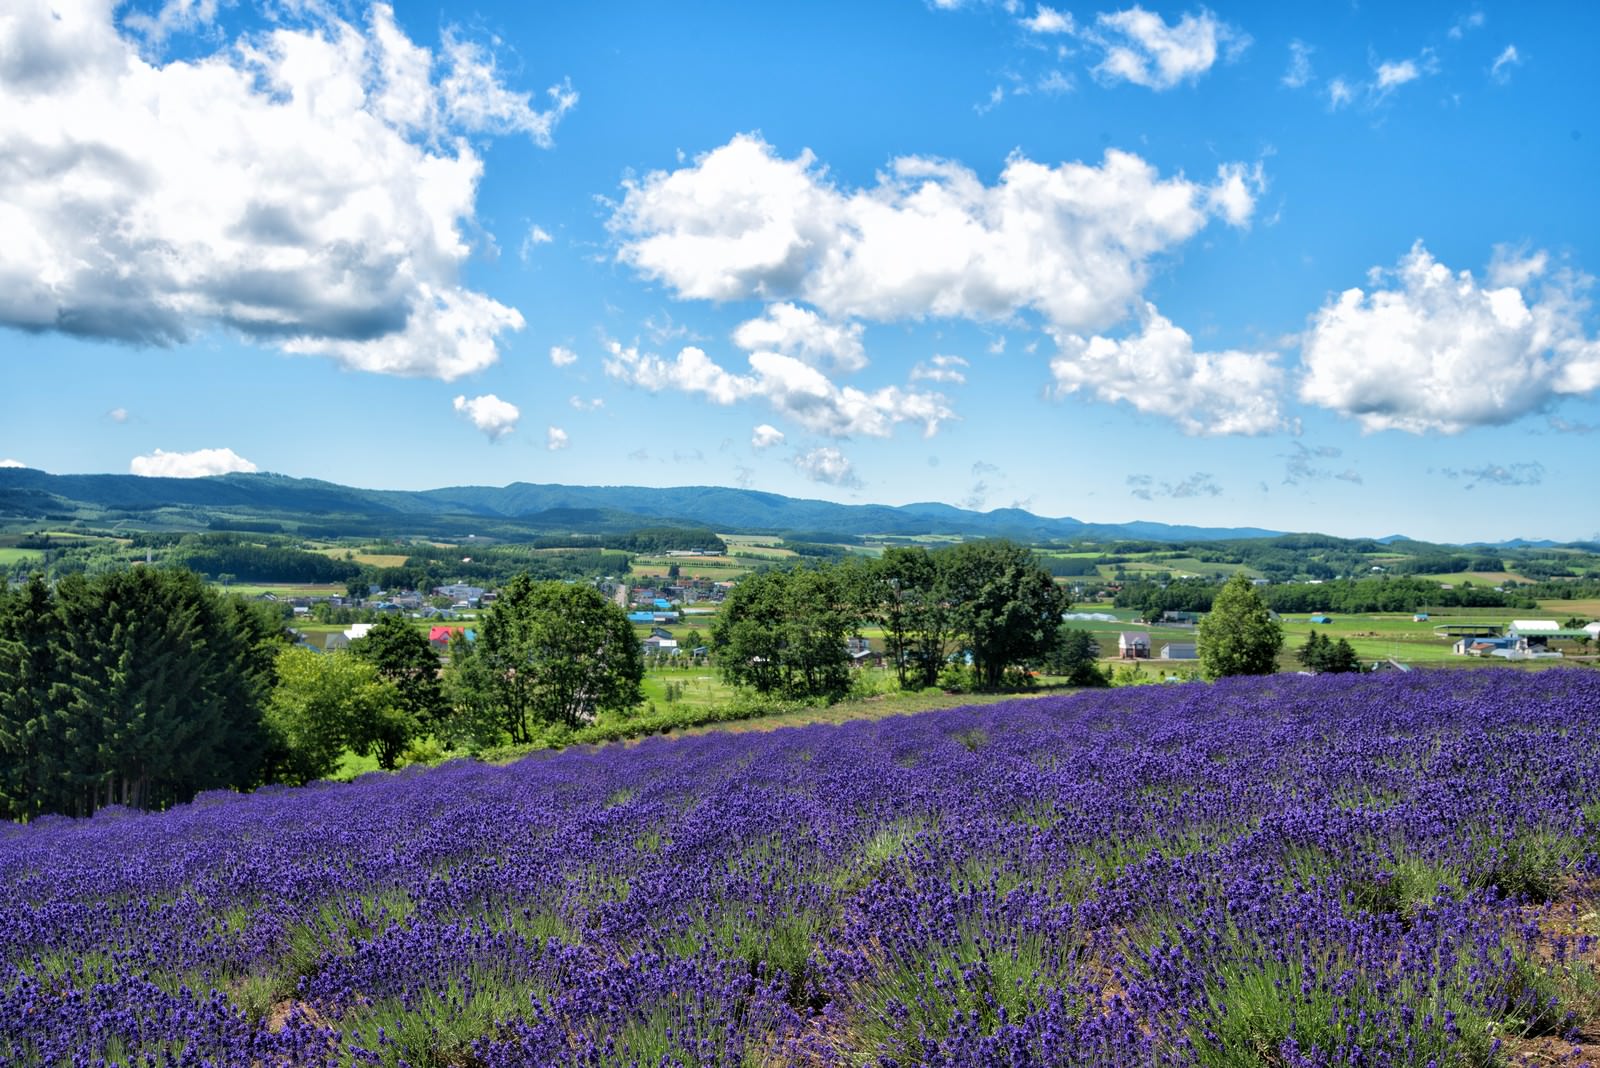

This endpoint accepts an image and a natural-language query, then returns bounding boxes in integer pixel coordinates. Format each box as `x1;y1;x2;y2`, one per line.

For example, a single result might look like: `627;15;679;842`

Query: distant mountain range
0;468;1285;543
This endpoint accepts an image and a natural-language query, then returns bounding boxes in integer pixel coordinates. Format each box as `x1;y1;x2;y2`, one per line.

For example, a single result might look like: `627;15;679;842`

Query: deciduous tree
1198;573;1283;679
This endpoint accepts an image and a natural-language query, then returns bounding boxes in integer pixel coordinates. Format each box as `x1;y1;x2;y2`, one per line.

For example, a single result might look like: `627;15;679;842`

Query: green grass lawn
639;665;735;711
0;547;45;565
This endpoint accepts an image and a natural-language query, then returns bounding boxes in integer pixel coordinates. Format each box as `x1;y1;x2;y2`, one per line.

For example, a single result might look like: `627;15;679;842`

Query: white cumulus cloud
731;303;867;372
549;345;579;367
612;134;1257;335
129;447;257;478
546;426;569;451
0;458;27;468
519;224;554;260
1020;5;1075;34
604;340;955;439
452;393;520;440
0;1;575;378
1299;241;1600;433
793;446;861;488
751;424;786;449
1049;303;1284;434
1090;7;1249;90
1375;58;1420;90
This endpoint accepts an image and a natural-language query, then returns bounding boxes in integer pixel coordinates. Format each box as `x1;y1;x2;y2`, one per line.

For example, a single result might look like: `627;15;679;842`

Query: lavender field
5;670;1600;1066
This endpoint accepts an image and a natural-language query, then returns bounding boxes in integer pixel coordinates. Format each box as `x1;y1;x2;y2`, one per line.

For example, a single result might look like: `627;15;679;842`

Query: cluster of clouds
607;131;1600;489
608;133;1273;468
0;0;570;379
976;4;1250;105
1439;461;1545;490
1281;443;1362;487
6;4;1592;498
612;134;1259;331
449;392;572;451
1083;7;1251;91
601;340;954;440
1281;10;1520;109
1127;472;1223;501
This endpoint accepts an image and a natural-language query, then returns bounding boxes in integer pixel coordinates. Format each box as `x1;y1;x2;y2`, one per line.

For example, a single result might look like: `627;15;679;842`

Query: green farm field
1103;557;1254;579
219;582;348;598
1413;570;1527;586
629;554;750;579
0;548;44;566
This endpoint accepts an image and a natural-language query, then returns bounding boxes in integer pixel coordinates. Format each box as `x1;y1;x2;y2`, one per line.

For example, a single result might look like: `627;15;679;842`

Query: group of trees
1296;631;1362;674
264;615;448;783
445;577;644;746
712;541;1068;700
0;564;648;819
168;535;361;584
0;570;281;820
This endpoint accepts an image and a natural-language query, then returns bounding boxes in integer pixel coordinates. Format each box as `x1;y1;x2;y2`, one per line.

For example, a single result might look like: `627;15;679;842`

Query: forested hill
0;467;1284;541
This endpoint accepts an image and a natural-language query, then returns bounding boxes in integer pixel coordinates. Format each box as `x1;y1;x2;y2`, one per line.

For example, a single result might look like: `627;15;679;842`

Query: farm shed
1160;642;1198;660
1309;614;1333;624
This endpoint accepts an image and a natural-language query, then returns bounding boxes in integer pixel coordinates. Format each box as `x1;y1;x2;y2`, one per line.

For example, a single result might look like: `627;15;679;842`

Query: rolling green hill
0;467;1283;542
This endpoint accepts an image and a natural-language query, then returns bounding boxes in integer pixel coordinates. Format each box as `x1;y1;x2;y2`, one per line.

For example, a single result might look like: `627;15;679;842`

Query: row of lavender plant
3;668;1598;1065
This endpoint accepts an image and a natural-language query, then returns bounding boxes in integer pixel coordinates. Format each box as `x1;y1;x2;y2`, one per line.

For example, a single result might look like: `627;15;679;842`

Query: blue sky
2;0;1598;542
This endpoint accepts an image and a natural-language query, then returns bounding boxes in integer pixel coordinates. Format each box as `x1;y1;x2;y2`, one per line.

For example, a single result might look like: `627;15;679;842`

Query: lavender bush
4;669;1599;1066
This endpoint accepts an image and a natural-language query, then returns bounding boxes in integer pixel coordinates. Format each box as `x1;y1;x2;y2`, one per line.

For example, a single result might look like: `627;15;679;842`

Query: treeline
0;570;282;820
1040;556;1100;577
1263;577;1531;613
366;546;630;590
1392;553;1506;575
781;541;851;559
713;540;1066;698
169;538;360;584
1115;575;1537;616
525;528;727;554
